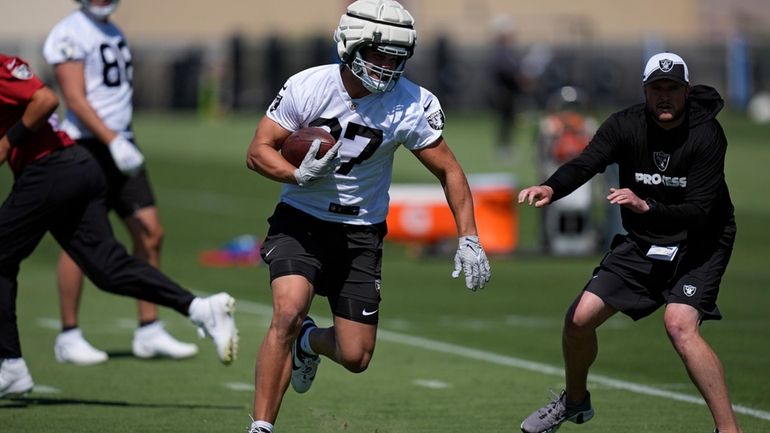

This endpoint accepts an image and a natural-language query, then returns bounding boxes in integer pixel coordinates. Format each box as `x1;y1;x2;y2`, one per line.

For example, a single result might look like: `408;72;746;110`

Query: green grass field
1;110;768;433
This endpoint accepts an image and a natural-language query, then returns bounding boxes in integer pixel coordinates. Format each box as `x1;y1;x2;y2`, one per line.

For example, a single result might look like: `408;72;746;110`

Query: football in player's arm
244;2;490;432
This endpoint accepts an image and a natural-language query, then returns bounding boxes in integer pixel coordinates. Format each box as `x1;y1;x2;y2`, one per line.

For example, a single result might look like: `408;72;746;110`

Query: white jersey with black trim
43;9;133;140
267;64;445;225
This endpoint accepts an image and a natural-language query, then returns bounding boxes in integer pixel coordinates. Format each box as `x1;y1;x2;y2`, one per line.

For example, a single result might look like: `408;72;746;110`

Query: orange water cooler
386;173;517;254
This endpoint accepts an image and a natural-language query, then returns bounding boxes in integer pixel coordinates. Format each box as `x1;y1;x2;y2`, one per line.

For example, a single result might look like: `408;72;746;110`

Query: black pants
0;145;194;358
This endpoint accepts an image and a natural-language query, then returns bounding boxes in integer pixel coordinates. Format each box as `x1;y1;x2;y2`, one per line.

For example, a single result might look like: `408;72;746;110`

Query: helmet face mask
77;0;120;19
350;44;410;93
334;0;417;93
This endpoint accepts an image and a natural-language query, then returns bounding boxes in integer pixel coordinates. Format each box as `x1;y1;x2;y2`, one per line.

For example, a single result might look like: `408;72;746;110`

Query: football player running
245;1;491;432
43;0;198;364
0;54;238;398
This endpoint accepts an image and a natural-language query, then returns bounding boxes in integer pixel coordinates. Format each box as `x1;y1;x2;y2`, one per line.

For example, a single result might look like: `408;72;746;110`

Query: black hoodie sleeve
543;114;620;201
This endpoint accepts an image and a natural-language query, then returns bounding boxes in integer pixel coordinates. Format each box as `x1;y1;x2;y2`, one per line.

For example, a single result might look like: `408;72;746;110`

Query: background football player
43;0;198;365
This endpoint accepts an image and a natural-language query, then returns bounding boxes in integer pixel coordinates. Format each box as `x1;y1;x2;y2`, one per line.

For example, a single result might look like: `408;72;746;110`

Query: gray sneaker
520;390;594;433
290;317;320;393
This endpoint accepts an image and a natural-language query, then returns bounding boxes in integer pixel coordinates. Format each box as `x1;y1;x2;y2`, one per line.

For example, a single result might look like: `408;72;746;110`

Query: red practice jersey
0;54;73;174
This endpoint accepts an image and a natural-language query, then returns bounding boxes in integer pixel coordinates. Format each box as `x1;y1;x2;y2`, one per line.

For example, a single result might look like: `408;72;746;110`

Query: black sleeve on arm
646;122;727;225
543;115;618;202
6;120;34;147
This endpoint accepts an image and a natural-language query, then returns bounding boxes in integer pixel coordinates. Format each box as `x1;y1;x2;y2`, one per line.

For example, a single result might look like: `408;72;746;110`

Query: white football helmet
334;0;417;93
75;0;120;19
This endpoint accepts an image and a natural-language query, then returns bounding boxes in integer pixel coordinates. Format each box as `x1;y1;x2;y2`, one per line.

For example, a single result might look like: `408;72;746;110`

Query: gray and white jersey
267;64;445;225
43;9;133;140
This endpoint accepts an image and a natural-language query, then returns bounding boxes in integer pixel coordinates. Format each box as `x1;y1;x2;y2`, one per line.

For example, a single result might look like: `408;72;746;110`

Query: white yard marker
225;382;254;392
413;379;451;389
32;385;61;394
36;318;61;330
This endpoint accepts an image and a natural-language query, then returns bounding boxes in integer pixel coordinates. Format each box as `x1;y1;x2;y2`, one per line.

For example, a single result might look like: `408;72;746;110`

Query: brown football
280;127;336;168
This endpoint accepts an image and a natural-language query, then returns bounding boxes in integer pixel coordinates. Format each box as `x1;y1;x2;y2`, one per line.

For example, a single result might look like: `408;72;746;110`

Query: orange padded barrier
386;174;517;254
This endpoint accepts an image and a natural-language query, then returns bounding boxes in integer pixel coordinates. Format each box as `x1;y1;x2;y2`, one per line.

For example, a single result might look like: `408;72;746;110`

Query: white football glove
108;135;144;177
293;139;342;187
452;235;491;291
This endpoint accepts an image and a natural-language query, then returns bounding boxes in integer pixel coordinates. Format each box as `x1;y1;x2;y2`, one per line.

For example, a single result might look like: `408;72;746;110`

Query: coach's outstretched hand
294;139;342;187
452;235;491;291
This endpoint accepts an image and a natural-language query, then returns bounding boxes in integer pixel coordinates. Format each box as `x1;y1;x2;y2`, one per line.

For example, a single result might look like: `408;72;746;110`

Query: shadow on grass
103;351;198;361
0;396;242;410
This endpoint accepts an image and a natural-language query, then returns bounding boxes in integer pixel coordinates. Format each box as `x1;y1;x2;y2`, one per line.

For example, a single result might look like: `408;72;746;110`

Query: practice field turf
1;111;768;433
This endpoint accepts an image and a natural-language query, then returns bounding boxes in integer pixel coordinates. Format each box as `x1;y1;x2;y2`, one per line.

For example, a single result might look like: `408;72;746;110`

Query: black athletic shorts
260;202;386;325
77;138;156;218
585;229;735;322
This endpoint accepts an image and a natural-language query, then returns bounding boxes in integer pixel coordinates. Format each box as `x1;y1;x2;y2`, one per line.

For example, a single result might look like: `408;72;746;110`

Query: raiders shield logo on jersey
682;284;697;297
653;151;670;171
427;109;445;130
659;58;674;72
10;64;33;80
57;40;77;61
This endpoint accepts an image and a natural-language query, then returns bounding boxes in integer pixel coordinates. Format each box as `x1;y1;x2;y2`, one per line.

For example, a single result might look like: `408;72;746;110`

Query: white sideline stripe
219;295;770;422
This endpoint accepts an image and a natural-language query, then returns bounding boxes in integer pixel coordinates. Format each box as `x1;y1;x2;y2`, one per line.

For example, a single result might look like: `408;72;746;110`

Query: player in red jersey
0;54;239;398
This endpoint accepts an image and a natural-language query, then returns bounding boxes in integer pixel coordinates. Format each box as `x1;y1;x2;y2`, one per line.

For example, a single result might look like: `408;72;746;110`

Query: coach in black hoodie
518;52;741;433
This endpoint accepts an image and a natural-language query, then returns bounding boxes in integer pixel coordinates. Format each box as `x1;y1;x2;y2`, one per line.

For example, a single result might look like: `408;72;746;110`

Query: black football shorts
585;231;735;322
260;202;386;325
77;139;156;218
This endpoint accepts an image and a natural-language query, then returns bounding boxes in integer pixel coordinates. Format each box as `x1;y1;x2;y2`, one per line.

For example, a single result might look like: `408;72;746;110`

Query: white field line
374;329;770;422
230;296;770;422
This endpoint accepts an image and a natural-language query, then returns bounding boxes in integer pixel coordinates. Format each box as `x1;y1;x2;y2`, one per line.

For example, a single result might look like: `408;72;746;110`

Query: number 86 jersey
43;9;133;140
267;64;445;226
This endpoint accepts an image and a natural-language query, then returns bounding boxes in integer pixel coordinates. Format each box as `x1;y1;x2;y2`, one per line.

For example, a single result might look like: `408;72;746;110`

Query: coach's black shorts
585;229;735;322
77;138;156;218
260;202;386;325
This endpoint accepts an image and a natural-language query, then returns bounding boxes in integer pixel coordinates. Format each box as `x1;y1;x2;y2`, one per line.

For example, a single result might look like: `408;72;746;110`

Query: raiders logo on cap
643;52;689;86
